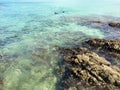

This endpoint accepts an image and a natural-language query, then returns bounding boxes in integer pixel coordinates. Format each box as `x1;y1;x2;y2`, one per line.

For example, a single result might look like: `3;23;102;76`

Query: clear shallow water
0;1;120;90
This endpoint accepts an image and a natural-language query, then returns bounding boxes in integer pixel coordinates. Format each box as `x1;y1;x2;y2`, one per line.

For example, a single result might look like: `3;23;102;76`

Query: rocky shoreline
57;39;120;90
86;39;120;59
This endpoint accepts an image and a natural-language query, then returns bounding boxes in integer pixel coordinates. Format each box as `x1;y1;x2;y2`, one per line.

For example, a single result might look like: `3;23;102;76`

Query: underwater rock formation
86;39;120;58
108;22;120;28
57;39;120;90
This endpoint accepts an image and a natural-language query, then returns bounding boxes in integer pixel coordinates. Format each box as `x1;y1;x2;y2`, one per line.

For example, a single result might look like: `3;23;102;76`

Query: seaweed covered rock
58;47;120;90
108;22;120;28
86;39;120;58
70;49;120;85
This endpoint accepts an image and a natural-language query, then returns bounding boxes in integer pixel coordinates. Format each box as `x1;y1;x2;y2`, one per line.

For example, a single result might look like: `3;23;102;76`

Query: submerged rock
91;21;102;23
54;12;58;15
57;39;120;90
108;22;120;28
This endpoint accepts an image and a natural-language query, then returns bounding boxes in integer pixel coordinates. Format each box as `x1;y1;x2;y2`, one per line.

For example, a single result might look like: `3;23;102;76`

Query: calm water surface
0;0;120;90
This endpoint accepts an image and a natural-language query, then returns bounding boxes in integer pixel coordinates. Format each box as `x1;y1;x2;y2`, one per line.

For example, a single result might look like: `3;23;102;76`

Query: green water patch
0;15;105;90
2;49;58;90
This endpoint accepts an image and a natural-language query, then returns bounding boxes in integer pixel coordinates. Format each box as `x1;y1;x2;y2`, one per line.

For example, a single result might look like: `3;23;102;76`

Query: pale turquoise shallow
0;0;120;90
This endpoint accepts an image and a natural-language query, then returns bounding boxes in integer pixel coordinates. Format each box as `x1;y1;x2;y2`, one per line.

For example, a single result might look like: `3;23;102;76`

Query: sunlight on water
3;53;58;90
0;1;120;90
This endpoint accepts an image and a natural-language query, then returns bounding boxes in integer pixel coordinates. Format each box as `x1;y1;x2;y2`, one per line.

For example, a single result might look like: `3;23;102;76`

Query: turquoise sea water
0;1;120;90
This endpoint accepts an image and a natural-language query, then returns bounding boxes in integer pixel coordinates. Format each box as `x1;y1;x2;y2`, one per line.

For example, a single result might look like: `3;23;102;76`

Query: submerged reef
59;15;120;39
57;39;120;90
